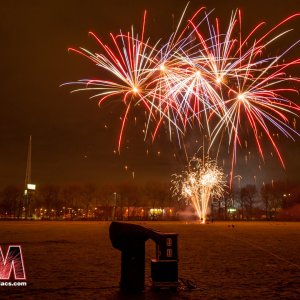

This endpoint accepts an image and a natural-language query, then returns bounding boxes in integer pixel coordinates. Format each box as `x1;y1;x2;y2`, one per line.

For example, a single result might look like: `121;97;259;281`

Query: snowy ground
1;221;300;299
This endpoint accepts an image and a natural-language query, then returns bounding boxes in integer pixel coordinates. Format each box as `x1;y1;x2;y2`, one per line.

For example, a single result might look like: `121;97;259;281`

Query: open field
1;221;300;299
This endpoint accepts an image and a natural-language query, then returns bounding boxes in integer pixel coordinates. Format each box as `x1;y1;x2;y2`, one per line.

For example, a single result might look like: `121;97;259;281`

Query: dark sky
0;0;299;189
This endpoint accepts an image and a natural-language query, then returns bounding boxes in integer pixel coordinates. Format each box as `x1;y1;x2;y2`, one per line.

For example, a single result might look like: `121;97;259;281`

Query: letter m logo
0;245;26;280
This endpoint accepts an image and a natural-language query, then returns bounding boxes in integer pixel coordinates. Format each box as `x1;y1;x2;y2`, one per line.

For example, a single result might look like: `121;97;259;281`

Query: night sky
1;0;300;189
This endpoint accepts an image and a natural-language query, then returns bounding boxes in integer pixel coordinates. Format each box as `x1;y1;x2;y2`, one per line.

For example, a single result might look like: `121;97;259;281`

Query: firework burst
64;6;300;181
172;157;227;223
187;9;300;183
64;12;176;150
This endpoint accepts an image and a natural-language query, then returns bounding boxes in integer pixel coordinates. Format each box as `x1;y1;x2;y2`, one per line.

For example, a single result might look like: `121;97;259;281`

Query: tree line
0;181;176;220
0;179;300;220
214;180;300;221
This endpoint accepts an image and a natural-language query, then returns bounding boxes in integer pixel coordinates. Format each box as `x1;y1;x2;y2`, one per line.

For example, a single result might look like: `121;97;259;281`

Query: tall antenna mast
25;135;32;188
24;135;36;219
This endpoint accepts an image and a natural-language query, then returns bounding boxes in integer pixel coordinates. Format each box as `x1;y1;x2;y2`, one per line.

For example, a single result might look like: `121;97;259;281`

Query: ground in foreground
1;221;300;299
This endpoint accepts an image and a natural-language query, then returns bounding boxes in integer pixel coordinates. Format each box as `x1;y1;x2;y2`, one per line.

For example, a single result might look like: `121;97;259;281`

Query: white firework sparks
172;157;227;223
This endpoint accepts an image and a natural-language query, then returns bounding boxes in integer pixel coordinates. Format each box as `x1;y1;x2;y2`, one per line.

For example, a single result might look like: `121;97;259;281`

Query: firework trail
172;157;226;223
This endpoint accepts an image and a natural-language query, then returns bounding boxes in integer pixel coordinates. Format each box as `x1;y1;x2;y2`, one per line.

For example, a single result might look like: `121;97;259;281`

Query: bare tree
117;182;140;220
261;183;274;219
261;180;300;219
100;183;116;220
38;185;61;217
240;184;257;220
0;185;22;217
81;184;96;218
143;181;169;208
62;184;82;219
